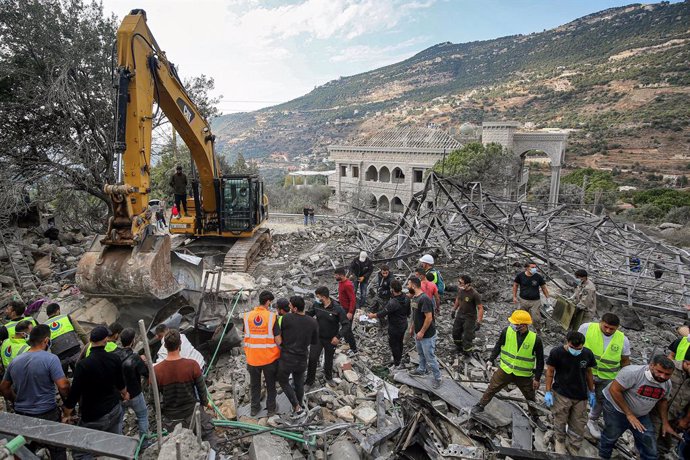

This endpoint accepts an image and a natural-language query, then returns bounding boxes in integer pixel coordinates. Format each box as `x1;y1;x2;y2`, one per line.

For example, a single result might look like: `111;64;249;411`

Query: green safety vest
4;317;38;338
676;337;690;362
585;322;625;380
278;315;283;327
499;327;536;377
44;314;75;340
1;337;29;368
85;341;117;357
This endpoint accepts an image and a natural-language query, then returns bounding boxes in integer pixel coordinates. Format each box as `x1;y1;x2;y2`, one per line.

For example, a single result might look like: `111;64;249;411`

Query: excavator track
223;227;271;273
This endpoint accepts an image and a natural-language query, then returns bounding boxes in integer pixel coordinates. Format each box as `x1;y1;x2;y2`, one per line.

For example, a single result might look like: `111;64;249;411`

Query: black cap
90;325;111;342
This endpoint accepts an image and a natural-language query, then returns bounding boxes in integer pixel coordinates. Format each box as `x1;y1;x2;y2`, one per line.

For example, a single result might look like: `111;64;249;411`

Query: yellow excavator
76;10;269;300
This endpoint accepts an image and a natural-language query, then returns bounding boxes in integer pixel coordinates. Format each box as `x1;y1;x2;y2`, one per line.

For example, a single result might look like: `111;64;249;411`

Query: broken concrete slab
327;439;359;460
249;433;292;460
158;425;209;460
353;406;377;425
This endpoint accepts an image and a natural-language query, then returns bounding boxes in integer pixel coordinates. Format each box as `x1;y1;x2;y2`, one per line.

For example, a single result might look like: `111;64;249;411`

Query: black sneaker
431;379;442;389
250;407;260;417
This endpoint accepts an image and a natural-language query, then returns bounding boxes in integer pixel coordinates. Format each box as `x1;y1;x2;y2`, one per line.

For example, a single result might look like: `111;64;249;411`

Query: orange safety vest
243;307;280;366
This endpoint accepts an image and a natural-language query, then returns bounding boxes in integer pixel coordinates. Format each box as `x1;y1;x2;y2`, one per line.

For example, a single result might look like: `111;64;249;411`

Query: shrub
664;206;690;225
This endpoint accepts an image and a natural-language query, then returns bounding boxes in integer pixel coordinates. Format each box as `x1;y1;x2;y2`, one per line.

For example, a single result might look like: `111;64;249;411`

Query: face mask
568;347;582;356
575;278;582;285
510;324;520;331
530;268;537;274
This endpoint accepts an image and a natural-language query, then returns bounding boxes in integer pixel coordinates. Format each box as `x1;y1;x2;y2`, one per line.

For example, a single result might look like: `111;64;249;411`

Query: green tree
226;153;259;175
433;142;521;187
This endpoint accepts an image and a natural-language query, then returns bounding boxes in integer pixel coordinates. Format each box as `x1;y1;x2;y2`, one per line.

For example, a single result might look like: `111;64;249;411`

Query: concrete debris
353;406;377;425
156;424;209;460
327;439;360;460
248;433;292;460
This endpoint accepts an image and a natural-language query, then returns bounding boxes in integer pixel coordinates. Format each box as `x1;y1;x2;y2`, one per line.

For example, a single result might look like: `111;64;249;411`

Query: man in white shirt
154;324;205;370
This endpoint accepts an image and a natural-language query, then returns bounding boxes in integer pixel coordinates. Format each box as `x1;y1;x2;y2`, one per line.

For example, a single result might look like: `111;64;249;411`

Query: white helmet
419;254;434;265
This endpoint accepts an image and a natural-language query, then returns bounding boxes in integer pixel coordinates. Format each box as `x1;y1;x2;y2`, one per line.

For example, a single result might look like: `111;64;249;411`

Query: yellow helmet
508;310;532;325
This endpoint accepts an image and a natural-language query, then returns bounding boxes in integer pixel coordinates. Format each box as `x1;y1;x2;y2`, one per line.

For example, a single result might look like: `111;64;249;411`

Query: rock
157;424;209;460
56;246;70;256
0;275;15;286
68;246;83;257
353;406;377;425
334;405;354;422
248;433;292;460
217;398;236;419
343;369;359;383
327;440;359;460
309;254;321;263
431;400;447;413
659;222;683;230
33;253;52;279
39;283;59;294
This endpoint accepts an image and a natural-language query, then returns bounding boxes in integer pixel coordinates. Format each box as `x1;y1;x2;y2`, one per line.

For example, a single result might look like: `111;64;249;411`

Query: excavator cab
221;175;267;233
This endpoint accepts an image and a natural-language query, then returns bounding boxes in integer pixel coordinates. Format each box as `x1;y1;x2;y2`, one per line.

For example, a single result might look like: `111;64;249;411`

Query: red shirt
338;279;356;314
421;279;438;301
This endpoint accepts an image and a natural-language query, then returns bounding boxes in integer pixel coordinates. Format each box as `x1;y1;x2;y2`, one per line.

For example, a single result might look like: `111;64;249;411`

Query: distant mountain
212;1;690;174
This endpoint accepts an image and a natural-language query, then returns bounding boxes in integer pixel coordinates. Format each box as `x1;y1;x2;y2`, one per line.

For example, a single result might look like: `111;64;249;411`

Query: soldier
579;313;631;439
572;269;597;323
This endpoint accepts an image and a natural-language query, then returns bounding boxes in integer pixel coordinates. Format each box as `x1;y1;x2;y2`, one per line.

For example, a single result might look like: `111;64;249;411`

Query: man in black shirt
545;331;596;455
368;279;409;368
63;326;128;460
278;296;318;415
349;251;374;309
306;286;351;385
512;262;550;333
119;328;149;440
371;266;392;327
407;277;441;389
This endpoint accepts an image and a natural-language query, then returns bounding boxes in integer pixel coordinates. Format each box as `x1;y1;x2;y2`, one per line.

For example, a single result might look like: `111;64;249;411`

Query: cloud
329;36;429;64
226;0;435;42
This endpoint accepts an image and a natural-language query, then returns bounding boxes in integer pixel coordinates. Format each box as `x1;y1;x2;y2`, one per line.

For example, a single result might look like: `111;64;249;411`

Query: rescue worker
349;251;374;310
651;353;690;457
544;330;596;455
451;275;483;356
275;297;290;328
243;290;281;417
82;322;121;358
472;310;546;430
512;262;549;334
572;269;597;323
599;355;677;460
368;279;410;369
44;302;88;373
419;254;445;294
578;313;631;439
1;320;33;370
0;300;38;343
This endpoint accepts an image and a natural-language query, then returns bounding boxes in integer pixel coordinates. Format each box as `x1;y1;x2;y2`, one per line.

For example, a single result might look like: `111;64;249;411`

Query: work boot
587;419;601;439
431;379;442;389
554;439;566;454
531;415;547;431
250;407;260;417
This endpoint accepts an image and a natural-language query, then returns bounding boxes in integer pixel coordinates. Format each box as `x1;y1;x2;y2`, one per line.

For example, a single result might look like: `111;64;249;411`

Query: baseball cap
90;325;111;342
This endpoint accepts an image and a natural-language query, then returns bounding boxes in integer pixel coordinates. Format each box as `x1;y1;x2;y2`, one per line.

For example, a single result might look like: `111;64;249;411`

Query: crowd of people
2;252;690;459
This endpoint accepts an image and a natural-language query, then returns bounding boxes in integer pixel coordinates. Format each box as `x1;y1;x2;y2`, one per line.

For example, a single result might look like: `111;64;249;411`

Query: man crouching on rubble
472;310;546;430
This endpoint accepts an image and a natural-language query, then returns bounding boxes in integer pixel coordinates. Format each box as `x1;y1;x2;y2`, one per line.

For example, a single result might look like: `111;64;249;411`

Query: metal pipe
194;408;202;447
138;319;163;450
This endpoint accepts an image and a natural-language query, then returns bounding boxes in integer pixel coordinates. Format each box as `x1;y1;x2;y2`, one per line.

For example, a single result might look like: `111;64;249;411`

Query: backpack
428;268;445;294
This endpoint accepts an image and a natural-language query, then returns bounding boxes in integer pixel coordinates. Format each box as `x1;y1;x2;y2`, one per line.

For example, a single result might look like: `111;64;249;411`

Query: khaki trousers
479;367;539;417
552;392;587;455
518;298;542;332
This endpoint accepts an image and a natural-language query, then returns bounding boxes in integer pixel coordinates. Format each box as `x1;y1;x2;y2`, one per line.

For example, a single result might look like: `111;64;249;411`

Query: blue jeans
121;393;149;437
415;333;441;381
352;279;368;309
304;215;308;225
599;399;657;460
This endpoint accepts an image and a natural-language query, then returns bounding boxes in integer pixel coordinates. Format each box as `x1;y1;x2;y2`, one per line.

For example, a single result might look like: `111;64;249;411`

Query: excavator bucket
76;233;182;299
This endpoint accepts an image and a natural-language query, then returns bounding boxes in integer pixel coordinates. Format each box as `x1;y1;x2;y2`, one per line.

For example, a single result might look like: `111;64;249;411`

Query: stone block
334;405;354;422
343;369;359;383
248;433;292;460
353;406;377;425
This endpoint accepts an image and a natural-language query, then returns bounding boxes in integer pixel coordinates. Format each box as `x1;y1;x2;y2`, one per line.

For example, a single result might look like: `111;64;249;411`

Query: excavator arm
76;10;221;299
108;9;220;245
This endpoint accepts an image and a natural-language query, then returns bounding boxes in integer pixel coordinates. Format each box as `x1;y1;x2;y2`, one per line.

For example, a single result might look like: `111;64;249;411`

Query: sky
100;0;663;114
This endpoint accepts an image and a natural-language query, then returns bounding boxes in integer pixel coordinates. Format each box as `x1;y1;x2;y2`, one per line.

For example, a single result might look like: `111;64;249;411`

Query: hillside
212;1;690;175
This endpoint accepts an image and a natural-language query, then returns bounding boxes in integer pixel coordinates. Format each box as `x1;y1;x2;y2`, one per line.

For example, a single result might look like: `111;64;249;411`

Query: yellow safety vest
676;338;690;362
585;322;625;380
1;337;29;368
85;341;117;357
499;327;536;377
4;317;38;338
44;315;75;339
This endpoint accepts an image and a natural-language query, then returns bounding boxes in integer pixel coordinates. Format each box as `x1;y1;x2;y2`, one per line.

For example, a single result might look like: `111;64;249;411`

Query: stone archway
363;192;377;209
379;166;391;183
365;165;378;182
378;195;390;211
392;167;405;184
391;196;404;213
